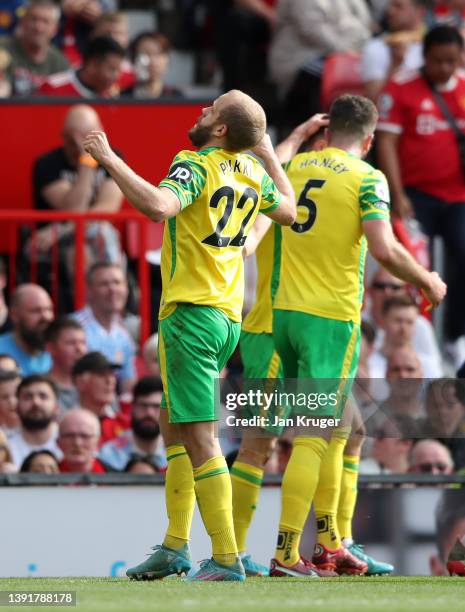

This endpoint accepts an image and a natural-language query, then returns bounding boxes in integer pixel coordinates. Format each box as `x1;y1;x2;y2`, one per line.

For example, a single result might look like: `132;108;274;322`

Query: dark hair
361;319;376;345
124;457;159;473
219;102;266;152
17;374;58;399
45;317;84;344
329;94;378;140
424;25;464;56
20;449;59;472
382;294;419;316
83;36;125;64
0;257;5;277
129;31;171;63
133;376;163;401
435;488;465;560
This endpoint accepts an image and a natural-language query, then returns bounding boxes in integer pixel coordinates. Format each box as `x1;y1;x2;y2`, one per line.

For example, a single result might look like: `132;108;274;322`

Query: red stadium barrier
0;209;161;347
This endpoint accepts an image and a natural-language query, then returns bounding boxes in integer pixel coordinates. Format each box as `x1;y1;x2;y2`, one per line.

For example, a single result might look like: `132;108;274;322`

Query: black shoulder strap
425;75;465;144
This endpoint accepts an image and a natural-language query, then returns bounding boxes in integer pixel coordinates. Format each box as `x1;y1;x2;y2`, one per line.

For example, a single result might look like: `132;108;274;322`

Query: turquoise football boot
126;544;192;580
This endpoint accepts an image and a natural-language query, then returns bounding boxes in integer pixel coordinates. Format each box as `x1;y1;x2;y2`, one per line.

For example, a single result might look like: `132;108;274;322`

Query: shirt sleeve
259;171;282;214
159;150;208;210
377;80;404;134
359;170;391;222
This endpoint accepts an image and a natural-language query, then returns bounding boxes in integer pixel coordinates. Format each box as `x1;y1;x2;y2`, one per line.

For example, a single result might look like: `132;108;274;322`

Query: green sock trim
193;467;228;482
343;460;360;472
230;466;263;487
167;451;188;462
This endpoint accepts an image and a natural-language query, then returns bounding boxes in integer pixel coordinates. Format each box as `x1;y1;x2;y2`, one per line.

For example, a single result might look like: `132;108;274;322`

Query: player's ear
214;122;228;138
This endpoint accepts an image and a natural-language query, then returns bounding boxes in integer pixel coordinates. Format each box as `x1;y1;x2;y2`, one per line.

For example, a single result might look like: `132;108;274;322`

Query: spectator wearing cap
409;439;454;474
0;369;21;436
72;351;129;444
99;376;166;471
46;317;87;413
0;284;54;376
7;374;62;469
73;263;136;392
58;408;107;473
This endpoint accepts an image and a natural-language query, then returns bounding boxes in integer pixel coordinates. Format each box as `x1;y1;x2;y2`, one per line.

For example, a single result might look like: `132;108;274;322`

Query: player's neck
326;139;363;158
198;138;224;151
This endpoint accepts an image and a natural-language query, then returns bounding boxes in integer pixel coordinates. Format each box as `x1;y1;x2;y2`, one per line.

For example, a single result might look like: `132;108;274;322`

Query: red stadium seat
320;52;364;111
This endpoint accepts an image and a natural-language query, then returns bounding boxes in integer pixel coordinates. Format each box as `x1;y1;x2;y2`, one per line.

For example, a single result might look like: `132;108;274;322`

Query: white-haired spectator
58;408;107;473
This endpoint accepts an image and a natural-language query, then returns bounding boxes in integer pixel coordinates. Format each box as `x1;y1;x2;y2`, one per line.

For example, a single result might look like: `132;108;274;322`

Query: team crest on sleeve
378;93;393;118
167;162;193;184
374;180;389;203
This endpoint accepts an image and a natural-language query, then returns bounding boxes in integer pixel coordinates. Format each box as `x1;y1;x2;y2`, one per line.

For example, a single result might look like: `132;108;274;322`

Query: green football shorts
239;330;287;435
159;304;240;423
272;309;361;419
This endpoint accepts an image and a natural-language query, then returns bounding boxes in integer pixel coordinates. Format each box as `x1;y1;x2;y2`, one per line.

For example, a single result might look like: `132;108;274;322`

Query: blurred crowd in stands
1;0;465;479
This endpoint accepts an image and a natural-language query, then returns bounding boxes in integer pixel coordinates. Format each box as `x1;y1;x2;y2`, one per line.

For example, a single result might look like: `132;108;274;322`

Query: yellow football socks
337;453;360;541
231;461;264;553
275;437;328;566
193;456;238;567
313;436;347;550
163;445;195;551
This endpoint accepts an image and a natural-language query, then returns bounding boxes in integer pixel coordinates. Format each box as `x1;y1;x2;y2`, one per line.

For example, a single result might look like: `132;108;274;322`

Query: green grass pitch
2;577;465;612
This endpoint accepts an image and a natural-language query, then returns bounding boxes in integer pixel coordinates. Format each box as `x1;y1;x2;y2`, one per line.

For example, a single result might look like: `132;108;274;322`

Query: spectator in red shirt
377;25;465;363
58;407;107;472
91;12;134;92
38;35;124;97
72;351;129;444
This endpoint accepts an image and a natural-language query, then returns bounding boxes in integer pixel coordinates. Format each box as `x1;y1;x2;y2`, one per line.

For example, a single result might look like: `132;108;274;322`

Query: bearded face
188;122;215;148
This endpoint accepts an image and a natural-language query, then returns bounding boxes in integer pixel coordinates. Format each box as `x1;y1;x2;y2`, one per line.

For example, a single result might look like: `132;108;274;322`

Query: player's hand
294;113;329;140
422;271;447;309
250;133;275;160
83;130;114;166
392;192;413;218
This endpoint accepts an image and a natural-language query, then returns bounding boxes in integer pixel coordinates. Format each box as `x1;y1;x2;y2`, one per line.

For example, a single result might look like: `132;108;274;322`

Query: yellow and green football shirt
274;147;390;324
242;223;281;334
158;147;282;323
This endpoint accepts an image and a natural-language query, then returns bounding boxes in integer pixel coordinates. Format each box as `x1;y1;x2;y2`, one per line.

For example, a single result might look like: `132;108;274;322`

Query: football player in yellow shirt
83;89;296;582
268;94;446;578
